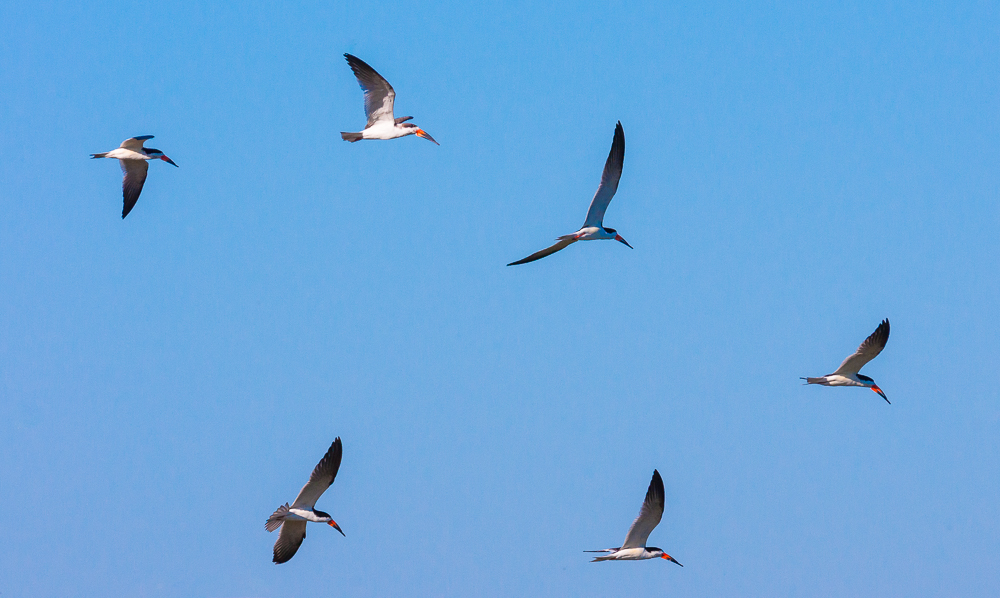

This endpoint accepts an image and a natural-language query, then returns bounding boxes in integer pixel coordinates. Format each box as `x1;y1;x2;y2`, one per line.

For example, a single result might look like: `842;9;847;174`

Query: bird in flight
586;469;683;565
90;135;177;219
266;438;346;564
507;121;632;266
341;54;438;145
802;318;891;404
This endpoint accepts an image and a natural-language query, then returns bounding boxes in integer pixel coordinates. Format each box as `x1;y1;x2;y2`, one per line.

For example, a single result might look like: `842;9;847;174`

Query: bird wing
621;469;664;549
344;54;396;127
272;519;307;564
291;438;343;509
833;319;890;375
120;159;149;219
507;238;577;266
119;135;153;151
583;121;625;228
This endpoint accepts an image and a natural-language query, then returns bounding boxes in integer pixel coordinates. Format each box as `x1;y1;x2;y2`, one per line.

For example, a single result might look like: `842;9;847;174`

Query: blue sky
1;1;998;596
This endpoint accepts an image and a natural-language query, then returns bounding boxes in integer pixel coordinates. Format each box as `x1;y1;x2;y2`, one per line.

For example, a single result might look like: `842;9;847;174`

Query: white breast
362;121;410;140
104;148;149;161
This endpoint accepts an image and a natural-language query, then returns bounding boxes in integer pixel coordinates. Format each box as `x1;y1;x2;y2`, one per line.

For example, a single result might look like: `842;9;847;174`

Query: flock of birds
91;54;894;565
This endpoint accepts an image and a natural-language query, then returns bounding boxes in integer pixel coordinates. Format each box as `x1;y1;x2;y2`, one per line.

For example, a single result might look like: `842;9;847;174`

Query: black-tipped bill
871;385;889;404
614;233;633;249
160;156;178;167
662;554;683;566
328;520;345;536
415;129;439;145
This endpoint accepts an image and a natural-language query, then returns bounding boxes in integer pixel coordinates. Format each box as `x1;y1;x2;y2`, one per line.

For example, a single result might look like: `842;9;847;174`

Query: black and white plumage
508;121;632;266
586;470;682;565
340;54;438;145
802;319;891;404
266;438;345;564
90;135;178;219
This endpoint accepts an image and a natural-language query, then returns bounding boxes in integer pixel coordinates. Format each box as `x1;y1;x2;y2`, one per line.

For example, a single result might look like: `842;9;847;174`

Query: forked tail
340;132;363;142
265;503;290;532
801;377;825;385
90;153;108;159
585;548;617;562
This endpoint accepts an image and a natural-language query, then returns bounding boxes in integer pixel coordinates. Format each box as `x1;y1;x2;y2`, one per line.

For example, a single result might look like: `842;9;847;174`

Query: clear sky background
1;1;998;596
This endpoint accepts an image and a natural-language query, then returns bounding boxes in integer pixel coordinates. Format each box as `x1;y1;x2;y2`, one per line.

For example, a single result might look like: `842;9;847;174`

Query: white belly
609;547;653;560
362;122;410;140
824;374;863;387
104;148;148;160
576;226;613;241
287;508;320;522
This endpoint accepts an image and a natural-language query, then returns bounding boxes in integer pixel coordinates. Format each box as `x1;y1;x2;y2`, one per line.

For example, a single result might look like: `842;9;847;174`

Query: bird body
561;225;623;242
279;506;339;524
352;118;421;141
587;470;682;566
341;54;438;145
803;373;875;388
266;438;345;564
91;135;177;219
803;319;891;403
508;122;631;266
589;546;677;562
94;147;157;161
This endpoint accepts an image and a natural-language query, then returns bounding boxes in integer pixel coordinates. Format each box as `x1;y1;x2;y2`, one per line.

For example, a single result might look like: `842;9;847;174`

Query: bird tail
340;132;363;142
585;548;617;562
265;503;289;532
802;377;825;385
90;153;108;159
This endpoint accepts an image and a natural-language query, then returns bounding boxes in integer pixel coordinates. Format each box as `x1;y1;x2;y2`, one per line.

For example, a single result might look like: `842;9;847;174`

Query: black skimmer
802;318;891;403
90;135;177;219
341;54;438;145
586;469;682;565
508;121;631;266
265;438;345;564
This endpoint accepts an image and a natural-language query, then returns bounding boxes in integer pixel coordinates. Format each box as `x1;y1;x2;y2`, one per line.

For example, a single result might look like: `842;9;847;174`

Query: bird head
400;123;439;145
604;227;633;249
650;548;683;566
857;374;889;404
145;148;178;167
314;509;345;536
